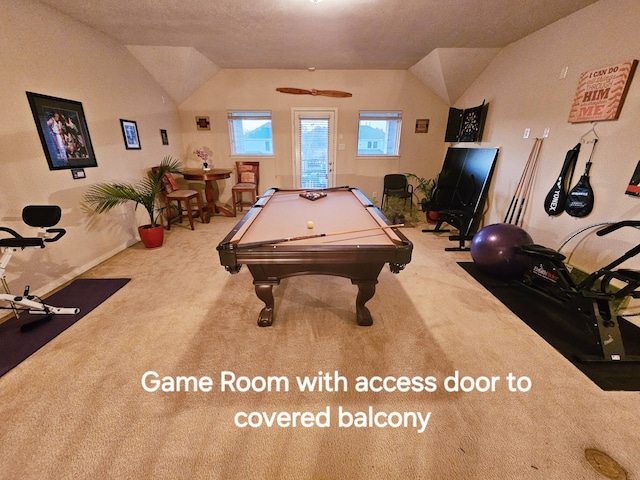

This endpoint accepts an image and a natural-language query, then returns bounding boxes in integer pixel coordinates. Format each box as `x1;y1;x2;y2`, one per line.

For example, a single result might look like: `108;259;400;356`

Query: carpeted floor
1;218;639;479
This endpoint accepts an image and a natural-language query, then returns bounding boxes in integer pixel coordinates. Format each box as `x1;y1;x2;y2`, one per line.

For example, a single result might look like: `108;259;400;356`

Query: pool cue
505;138;541;224
235;224;404;249
503;138;542;223
504;141;537;223
514;138;543;227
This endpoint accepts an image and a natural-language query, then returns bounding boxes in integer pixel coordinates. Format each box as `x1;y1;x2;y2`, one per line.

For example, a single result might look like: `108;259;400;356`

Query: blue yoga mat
0;278;130;377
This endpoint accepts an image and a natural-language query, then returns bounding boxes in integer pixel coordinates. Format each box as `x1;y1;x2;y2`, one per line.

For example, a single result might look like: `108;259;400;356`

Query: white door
293;108;337;189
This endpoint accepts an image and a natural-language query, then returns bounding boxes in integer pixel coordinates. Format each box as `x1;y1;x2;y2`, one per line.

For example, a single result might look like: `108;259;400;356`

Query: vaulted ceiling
36;0;598;103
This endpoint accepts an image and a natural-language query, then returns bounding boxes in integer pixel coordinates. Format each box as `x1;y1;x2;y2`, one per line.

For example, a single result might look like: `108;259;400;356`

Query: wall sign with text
568;60;637;123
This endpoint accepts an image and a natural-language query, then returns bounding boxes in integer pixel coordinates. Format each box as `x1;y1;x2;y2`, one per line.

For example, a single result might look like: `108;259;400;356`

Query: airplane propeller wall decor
276;87;352;98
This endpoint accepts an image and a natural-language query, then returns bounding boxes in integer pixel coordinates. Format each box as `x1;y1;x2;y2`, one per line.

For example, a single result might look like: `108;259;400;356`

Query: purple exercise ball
470;223;534;279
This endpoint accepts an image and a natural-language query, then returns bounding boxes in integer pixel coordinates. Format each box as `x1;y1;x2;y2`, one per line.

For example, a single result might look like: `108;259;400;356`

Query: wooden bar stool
160;172;204;230
231;161;260;216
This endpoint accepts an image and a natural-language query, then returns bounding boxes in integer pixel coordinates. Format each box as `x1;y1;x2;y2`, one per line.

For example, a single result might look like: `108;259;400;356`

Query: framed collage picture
26;91;98;170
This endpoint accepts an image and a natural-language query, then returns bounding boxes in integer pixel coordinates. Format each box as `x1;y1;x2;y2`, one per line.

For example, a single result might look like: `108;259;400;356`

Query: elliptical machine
1;206;79;331
518;220;640;362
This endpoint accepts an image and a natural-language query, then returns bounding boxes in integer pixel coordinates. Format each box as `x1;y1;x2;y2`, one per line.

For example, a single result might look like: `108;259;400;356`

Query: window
357;111;402;156
227;111;274;155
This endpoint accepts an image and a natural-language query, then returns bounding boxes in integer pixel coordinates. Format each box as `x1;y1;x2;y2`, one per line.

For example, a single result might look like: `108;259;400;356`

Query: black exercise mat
458;262;640;391
0;278;130;377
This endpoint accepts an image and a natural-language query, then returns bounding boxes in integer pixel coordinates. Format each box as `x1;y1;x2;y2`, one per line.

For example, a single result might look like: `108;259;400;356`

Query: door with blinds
293;108;337;189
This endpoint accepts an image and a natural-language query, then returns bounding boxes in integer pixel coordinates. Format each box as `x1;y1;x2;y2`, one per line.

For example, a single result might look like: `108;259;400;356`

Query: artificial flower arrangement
194;147;212;171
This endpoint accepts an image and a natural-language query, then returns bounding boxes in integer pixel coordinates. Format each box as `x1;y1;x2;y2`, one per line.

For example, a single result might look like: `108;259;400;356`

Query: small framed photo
415;119;429;133
71;168;86;179
195;116;211;130
26;91;98;170
160;129;169;145
120;119;141;150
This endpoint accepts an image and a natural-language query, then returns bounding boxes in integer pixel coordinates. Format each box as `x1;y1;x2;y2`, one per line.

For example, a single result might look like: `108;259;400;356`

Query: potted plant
82;156;182;248
405;173;438;223
379;195;422;226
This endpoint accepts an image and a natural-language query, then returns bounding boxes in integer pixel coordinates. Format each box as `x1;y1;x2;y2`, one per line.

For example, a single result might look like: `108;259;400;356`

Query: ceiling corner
410;47;502;105
125;45;221;104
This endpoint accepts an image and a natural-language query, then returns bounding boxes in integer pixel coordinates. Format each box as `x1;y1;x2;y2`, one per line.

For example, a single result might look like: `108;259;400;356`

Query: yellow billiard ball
307;221;314;229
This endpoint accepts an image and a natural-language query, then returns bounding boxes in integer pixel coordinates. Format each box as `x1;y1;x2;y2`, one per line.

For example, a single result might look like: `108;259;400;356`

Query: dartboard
460;108;480;142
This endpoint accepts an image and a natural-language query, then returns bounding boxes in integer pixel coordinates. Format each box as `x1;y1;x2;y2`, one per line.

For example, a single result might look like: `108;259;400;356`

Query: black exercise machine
1;205;79;331
518;220;640;362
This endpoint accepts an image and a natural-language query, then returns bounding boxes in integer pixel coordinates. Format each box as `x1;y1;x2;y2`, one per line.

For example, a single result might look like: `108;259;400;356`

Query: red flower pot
426;211;440;224
138;225;164;248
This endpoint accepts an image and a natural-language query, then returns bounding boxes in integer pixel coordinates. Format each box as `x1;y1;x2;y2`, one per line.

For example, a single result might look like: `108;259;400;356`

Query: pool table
217;187;413;327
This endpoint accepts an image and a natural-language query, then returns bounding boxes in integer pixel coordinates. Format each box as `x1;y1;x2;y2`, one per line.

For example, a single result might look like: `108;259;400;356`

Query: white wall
457;0;640;272
178;69;450;204
0;0;184;295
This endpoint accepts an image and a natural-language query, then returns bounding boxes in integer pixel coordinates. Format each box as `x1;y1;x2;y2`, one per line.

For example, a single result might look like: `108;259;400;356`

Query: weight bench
423;147;499;251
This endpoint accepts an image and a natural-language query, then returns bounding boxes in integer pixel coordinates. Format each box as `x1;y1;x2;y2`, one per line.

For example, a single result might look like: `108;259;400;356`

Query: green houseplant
379;195;418;226
405;173;438;223
82;156;182;248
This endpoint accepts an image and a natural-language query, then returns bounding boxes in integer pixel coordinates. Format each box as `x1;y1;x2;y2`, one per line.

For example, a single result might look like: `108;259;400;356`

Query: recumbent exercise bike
1;205;79;331
518;220;640;362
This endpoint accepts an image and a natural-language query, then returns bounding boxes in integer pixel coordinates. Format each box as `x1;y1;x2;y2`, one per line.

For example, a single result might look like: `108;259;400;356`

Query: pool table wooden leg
255;283;275;327
354;281;376;326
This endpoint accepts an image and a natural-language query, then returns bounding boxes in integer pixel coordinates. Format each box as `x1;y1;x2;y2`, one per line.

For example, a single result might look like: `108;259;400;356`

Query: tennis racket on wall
543;143;580;216
565;139;598;217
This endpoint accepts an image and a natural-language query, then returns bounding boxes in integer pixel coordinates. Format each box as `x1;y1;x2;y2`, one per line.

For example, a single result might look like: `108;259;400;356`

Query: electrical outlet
559;66;568;79
543;128;550;138
523;128;530;139
372;191;377;200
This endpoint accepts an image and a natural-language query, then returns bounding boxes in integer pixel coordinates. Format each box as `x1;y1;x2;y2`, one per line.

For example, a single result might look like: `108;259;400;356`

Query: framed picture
160;129;169;145
120;119;141;150
26;91;98;170
415;119;429;133
195;116;211;130
568;60;638;123
71;168;86;179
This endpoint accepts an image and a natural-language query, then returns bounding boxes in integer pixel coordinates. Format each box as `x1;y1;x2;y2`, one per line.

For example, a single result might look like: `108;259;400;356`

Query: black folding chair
381;174;413;211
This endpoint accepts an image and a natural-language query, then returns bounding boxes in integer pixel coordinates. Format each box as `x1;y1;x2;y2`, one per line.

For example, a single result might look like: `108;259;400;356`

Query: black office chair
381;174;413;211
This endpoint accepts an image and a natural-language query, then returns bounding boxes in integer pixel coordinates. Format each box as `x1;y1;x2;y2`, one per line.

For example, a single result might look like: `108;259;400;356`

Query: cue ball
307;221;314;229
